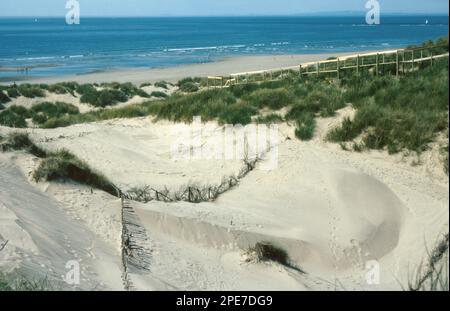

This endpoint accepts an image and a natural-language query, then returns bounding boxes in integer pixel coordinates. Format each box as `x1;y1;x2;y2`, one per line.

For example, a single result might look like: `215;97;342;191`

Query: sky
0;0;448;17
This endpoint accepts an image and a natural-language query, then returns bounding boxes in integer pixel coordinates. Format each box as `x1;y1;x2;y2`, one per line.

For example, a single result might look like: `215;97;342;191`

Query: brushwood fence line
207;45;449;88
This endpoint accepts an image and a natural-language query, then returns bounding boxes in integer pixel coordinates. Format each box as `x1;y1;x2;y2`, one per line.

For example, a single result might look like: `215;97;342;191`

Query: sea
0;15;448;80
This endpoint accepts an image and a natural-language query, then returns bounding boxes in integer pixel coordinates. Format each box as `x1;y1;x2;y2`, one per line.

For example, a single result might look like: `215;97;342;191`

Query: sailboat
425;19;429;25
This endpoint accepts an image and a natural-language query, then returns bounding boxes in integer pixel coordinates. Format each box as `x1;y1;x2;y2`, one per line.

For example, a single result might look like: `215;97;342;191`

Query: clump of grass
31;102;79;125
244;242;304;273
218;103;257;125
178;77;202;93
246;242;289;265
0;108;27;128
294;113;316;141
153;88;237;122
150;91;168;98
6;87;20;98
80;88;128;107
78;82;149;107
33;149;117;196
179;81;199;93
40;101;159;128
246;88;295;110
327;61;449;154
154;81;170;89
0;90;11;104
408;234;449;291
17;84;45;98
0;272;54;291
0;132;46;157
255;113;284;124
140;82;152;88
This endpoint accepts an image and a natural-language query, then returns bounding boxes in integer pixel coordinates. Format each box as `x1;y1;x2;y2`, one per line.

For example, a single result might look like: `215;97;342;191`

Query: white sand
1;106;447;290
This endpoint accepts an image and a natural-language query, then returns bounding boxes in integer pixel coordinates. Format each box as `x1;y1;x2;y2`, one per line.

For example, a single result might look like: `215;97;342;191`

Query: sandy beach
4;51;378;85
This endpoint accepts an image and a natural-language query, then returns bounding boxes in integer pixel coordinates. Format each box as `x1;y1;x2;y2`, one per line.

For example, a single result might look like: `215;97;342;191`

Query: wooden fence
207;45;449;88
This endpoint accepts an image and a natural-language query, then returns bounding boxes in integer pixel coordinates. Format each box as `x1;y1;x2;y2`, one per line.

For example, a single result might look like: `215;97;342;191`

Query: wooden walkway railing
207;45;449;88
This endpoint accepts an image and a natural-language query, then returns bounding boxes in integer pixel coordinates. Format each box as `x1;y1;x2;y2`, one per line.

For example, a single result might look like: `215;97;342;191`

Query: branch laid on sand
125;156;258;203
0;240;8;252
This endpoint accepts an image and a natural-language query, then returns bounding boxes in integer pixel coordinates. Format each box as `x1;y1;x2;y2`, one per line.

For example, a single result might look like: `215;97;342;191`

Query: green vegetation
245;88;295;110
178;77;203;93
77;82;150;107
33;149;117;196
17;84;45;98
0;107;28;128
154;81;170;89
327;60;448;154
0;90;11;104
0;102;80;127
1;38;446;163
408;234;449;291
6;87;20;98
0;132;46;157
0;132;117;196
0;272;53;291
30;102;79;125
294;113;316;141
255;113;284;124
150;91;168;98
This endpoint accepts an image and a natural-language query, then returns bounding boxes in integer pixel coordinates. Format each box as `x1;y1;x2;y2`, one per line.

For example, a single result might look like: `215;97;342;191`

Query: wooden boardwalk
207;45;449;87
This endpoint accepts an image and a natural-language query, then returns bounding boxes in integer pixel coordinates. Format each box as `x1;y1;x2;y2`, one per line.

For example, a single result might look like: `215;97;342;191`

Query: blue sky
0;0;448;17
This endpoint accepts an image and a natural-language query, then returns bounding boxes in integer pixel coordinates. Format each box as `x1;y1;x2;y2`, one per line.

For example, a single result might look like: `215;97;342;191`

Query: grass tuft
0;132;46;157
33;149;117;196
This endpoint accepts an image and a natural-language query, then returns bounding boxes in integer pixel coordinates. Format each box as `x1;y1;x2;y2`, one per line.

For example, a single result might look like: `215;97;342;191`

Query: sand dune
1;109;447;290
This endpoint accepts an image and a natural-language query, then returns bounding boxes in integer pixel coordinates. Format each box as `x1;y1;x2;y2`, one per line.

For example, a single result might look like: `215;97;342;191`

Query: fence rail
207;45;449;88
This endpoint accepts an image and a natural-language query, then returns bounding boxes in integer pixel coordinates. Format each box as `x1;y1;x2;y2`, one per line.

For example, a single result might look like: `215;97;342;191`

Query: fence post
396;51;399;76
336;58;340;79
412;51;415;72
317;62;320;75
376;53;379;76
356;55;360;73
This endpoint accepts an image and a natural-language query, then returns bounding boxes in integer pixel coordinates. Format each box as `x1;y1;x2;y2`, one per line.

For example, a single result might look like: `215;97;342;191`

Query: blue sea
0;16;448;80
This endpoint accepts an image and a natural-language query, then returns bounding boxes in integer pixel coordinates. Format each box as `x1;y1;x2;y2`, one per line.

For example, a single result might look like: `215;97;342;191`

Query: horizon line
0;12;449;18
